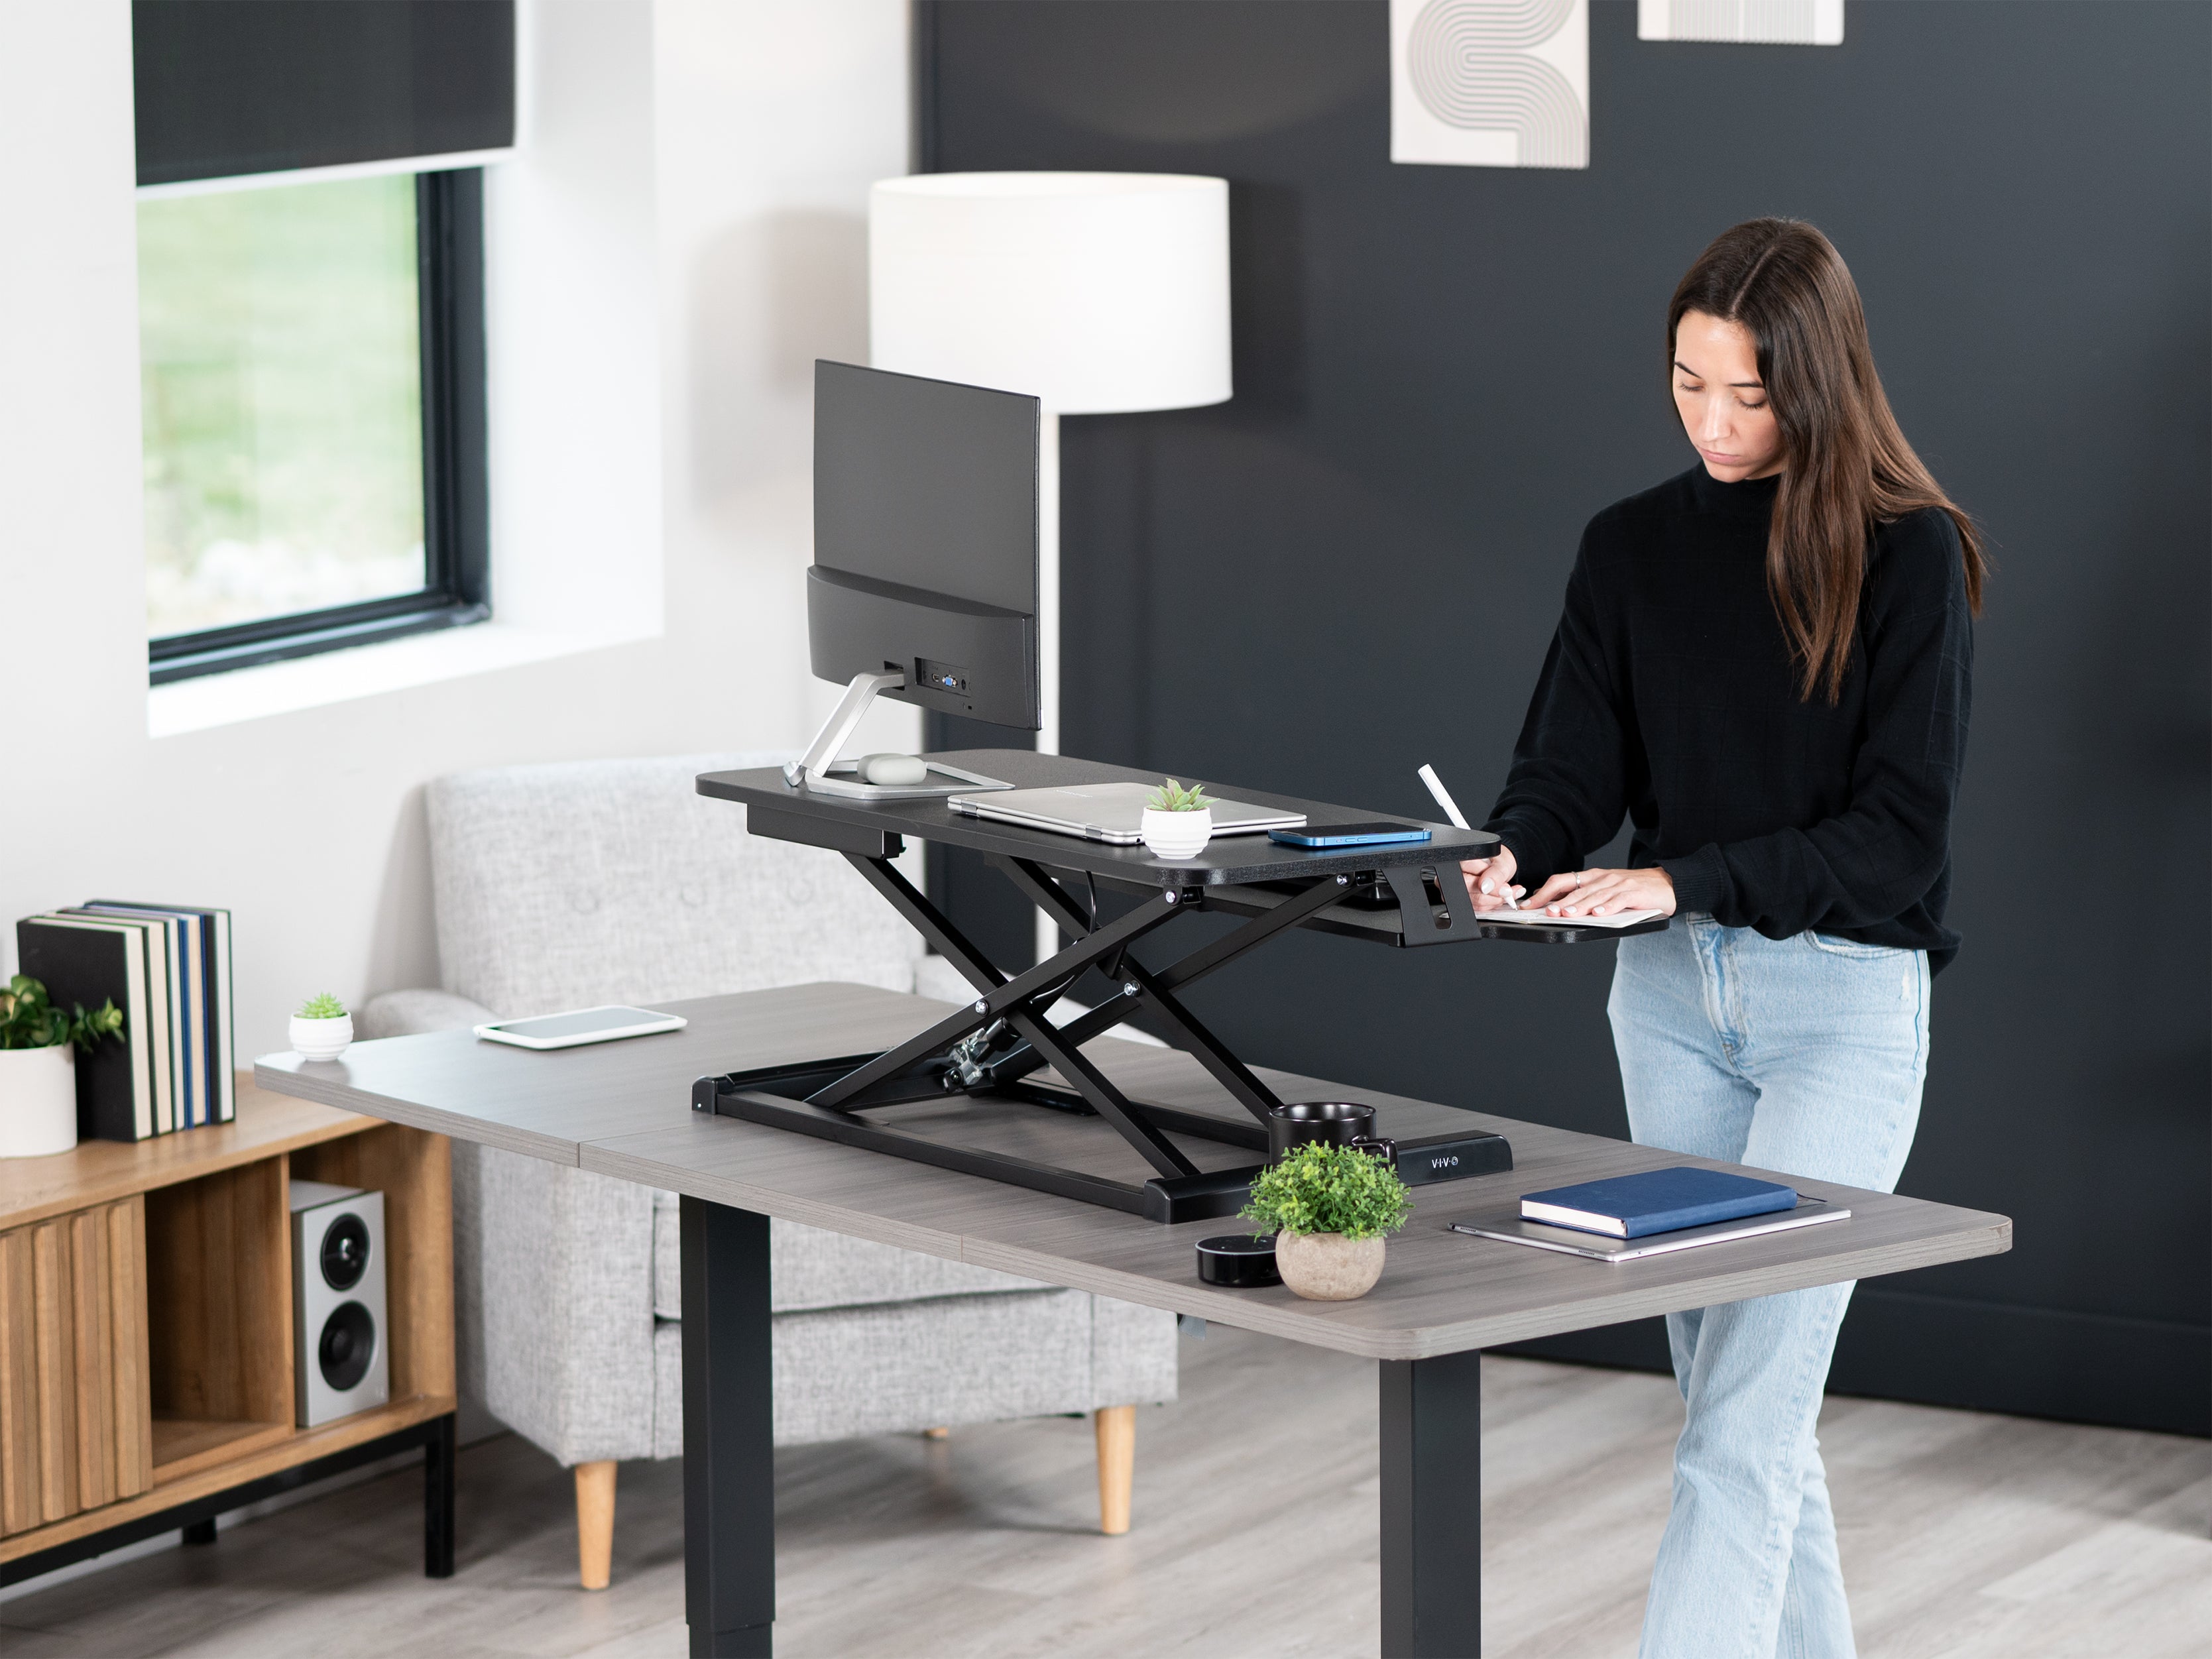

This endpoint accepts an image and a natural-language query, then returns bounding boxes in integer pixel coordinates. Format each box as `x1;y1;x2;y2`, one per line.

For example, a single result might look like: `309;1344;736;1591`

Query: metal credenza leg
424;1411;456;1577
1379;1349;1483;1658
683;1198;775;1657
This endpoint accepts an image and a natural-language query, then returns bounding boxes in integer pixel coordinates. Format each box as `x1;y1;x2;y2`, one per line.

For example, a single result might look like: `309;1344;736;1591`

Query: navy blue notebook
1520;1166;1798;1239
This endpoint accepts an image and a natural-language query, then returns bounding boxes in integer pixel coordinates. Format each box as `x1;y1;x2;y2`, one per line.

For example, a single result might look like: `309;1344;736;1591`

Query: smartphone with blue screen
1267;823;1432;848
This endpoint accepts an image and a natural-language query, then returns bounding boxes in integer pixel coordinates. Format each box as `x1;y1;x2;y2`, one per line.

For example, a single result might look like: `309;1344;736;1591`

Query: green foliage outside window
139;174;426;639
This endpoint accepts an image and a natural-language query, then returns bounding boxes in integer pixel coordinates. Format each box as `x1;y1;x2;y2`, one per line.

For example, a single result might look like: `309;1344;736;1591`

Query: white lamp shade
870;172;1232;415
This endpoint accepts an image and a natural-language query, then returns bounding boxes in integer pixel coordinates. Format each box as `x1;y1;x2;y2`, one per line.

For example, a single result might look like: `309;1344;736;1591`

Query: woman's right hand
1460;845;1523;911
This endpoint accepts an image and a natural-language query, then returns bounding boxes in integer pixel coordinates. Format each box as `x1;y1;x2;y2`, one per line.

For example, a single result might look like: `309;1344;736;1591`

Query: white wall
0;0;915;1062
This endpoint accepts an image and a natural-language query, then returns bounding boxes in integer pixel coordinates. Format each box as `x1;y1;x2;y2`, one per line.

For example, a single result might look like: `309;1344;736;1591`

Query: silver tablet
475;1005;687;1050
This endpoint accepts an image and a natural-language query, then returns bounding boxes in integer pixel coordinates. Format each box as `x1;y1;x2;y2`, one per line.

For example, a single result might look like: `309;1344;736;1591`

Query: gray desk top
256;984;2010;1361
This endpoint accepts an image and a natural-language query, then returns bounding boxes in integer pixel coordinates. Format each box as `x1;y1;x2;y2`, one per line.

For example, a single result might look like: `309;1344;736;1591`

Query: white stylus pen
1418;763;1519;907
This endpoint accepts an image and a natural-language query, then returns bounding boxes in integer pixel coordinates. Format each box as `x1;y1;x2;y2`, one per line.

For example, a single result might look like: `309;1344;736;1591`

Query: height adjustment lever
943;1018;1017;1090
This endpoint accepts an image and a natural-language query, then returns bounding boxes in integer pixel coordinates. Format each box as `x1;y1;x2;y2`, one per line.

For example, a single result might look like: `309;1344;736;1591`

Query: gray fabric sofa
361;754;1177;1587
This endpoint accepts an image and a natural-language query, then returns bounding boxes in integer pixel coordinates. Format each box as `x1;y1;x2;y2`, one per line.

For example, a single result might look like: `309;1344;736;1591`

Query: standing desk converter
692;750;1660;1224
257;758;2011;1657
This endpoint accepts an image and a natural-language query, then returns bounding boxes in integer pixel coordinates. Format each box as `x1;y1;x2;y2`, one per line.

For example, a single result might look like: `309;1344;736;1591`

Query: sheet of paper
1474;907;1665;929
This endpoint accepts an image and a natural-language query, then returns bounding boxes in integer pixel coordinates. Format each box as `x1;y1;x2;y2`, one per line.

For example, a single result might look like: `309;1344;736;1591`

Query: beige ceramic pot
1273;1230;1384;1300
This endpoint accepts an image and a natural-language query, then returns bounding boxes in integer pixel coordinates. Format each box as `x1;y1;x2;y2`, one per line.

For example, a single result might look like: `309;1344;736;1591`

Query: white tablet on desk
475;1005;687;1050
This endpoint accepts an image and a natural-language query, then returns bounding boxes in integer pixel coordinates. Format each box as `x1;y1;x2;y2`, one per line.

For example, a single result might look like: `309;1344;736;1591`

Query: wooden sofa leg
575;1460;616;1590
1094;1405;1135;1536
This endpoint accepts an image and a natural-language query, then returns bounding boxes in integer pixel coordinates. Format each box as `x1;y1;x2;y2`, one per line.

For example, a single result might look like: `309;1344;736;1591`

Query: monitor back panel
810;361;1041;727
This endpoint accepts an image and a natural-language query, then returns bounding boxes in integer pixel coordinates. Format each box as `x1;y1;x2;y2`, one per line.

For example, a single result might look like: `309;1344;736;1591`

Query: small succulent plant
0;974;125;1053
296;992;348;1021
1145;778;1216;813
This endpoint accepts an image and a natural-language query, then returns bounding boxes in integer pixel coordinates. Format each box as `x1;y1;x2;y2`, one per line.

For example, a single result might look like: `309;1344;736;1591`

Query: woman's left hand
1520;865;1678;919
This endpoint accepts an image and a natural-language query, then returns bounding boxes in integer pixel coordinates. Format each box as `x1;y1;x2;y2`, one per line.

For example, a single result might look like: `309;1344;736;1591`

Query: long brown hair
1669;219;1986;702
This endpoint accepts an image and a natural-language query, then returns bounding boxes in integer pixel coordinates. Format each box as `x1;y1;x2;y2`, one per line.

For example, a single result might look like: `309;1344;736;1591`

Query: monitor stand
782;669;1014;801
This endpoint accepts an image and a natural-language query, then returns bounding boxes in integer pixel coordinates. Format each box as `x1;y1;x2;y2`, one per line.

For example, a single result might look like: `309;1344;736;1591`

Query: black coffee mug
1267;1100;1395;1165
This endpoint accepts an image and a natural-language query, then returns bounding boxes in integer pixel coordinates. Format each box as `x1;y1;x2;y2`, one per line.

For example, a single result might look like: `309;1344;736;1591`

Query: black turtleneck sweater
1483;465;1973;972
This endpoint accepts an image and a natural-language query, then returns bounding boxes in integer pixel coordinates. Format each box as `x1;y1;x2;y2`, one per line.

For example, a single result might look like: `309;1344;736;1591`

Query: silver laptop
945;781;1307;844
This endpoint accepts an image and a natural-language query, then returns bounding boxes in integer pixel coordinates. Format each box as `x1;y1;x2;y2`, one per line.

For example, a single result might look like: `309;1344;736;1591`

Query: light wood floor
3;1326;2206;1657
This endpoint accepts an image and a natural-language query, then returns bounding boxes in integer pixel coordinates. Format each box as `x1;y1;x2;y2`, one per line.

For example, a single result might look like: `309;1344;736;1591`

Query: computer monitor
808;360;1040;731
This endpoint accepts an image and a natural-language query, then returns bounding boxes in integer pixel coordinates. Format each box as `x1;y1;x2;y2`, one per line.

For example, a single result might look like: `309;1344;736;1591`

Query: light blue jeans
1608;914;1930;1659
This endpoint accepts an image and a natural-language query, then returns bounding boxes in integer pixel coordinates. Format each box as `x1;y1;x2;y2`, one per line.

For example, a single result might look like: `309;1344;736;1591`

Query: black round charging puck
1196;1234;1281;1288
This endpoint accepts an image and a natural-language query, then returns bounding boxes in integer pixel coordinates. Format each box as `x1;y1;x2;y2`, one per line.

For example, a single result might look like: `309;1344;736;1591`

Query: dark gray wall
921;0;2211;1434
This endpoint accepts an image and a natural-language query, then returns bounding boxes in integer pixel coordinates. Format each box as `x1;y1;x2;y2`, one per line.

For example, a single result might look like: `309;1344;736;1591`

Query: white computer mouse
855;753;928;787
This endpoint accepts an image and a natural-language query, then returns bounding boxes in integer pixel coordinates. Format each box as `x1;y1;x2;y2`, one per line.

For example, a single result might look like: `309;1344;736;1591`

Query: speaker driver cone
319;1300;378;1392
320;1212;371;1290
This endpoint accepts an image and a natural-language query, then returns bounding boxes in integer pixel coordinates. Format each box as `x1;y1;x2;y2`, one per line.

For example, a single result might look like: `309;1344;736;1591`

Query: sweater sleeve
1483;532;1633;886
1659;512;1973;933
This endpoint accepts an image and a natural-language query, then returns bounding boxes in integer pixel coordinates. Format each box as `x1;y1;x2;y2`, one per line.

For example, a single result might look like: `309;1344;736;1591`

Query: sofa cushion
650;1203;1052;1320
356;987;497;1040
463;1147;656;1466
651;1287;1097;1455
426;752;921;1017
1091;1291;1181;1408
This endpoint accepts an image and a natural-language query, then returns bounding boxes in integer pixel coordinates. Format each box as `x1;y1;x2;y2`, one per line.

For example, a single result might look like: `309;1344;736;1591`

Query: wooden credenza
0;1193;150;1530
0;1076;455;1582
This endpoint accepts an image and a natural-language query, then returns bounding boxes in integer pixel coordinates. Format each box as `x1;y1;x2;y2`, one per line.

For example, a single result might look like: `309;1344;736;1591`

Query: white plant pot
1141;807;1212;860
0;1044;80;1158
1273;1230;1386;1301
290;1013;354;1062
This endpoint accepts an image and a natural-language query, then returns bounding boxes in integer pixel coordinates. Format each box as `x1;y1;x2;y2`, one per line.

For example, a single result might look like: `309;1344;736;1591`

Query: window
141;167;488;683
131;0;512;685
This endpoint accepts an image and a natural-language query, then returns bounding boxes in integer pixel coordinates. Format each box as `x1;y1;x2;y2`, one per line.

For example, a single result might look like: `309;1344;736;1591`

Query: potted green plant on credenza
0;975;124;1158
1241;1142;1413;1300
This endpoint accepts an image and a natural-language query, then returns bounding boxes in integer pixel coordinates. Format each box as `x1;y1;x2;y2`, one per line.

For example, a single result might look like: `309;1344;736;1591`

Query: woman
1462;219;1984;1658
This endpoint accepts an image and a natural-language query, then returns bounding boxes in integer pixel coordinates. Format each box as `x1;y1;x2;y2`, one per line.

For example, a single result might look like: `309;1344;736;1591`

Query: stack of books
15;903;236;1143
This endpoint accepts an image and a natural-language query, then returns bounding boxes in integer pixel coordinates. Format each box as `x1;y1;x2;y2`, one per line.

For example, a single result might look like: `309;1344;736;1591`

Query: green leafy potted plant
0;975;125;1159
1240;1141;1413;1300
1141;778;1216;860
290;992;353;1062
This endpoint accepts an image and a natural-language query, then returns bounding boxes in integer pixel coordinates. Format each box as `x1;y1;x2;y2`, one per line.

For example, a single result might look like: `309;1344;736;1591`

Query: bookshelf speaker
291;1180;390;1427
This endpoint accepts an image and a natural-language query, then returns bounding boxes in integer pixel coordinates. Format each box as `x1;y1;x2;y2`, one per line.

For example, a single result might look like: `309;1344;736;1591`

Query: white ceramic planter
1140;807;1212;860
1273;1230;1385;1301
0;1044;79;1158
290;1013;354;1062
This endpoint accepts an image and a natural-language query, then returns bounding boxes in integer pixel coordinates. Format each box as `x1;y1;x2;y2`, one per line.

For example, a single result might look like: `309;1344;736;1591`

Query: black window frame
147;167;491;685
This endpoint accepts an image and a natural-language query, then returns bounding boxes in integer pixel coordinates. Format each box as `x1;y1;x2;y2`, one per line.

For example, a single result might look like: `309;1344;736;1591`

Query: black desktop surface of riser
698;749;1500;887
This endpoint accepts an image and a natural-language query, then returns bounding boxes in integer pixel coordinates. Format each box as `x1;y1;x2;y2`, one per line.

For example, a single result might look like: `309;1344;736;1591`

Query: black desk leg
1379;1349;1482;1658
424;1411;457;1577
682;1197;775;1657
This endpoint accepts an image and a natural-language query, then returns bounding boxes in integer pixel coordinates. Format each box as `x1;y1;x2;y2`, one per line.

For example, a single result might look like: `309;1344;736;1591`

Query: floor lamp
870;172;1233;960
